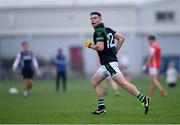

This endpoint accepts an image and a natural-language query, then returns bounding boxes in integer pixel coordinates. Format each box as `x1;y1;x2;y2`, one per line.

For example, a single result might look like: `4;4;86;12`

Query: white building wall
0;0;180;75
138;0;180;33
0;6;138;35
0;5;138;74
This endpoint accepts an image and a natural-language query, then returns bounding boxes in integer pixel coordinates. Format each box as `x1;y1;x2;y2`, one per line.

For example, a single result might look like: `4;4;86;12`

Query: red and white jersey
148;43;161;69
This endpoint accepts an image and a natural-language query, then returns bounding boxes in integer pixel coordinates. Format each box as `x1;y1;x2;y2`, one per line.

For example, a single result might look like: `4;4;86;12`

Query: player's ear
99;17;102;22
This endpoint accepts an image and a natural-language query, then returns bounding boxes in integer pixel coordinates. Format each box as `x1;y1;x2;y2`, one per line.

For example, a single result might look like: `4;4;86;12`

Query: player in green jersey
85;12;150;115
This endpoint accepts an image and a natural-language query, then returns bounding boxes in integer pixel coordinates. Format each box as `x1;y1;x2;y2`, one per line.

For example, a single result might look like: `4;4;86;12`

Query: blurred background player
102;77;120;96
143;35;167;97
85;12;150;115
119;53;131;81
166;62;178;88
12;41;39;97
53;48;67;91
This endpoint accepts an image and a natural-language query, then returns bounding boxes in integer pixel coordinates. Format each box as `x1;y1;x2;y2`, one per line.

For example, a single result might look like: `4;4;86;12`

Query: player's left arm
32;53;41;75
114;32;125;52
12;53;21;72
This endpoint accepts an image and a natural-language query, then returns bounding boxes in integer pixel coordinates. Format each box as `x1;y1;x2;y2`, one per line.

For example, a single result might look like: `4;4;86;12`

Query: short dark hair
148;35;156;41
90;12;101;17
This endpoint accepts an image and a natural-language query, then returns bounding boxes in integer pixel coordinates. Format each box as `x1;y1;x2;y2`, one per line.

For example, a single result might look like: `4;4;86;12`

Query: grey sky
0;0;157;8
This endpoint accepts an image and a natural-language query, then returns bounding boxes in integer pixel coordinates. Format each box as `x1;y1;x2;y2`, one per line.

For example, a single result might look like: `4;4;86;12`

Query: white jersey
166;68;178;84
12;51;39;72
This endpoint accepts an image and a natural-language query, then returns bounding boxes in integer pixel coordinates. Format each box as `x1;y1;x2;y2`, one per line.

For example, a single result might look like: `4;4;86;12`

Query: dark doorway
70;47;84;74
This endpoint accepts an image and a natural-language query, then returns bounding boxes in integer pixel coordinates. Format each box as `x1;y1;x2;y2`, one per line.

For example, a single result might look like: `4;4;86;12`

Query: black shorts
168;83;176;88
21;69;34;79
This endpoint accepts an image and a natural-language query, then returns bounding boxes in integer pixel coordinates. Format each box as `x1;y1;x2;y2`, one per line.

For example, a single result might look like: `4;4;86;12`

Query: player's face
148;40;154;45
90;14;102;28
22;43;29;50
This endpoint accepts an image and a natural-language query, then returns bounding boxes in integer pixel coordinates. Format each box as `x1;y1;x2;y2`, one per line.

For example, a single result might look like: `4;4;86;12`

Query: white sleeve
174;69;178;77
149;47;155;56
12;53;21;71
32;55;39;70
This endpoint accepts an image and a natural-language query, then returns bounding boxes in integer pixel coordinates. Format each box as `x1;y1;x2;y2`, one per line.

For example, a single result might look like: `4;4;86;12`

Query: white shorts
149;67;159;75
97;62;123;78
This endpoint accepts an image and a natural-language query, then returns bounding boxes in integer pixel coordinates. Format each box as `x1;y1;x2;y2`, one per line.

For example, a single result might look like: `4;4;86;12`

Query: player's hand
36;69;41;76
85;39;92;48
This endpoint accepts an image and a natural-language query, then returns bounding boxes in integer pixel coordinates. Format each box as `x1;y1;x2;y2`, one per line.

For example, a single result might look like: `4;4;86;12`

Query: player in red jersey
143;35;167;97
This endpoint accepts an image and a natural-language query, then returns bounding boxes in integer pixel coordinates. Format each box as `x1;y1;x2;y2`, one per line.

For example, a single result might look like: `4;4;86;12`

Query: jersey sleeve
12;53;21;71
95;30;105;42
110;28;116;36
32;53;39;70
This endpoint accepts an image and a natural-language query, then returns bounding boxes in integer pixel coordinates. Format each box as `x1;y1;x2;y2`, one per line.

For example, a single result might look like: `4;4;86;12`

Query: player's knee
28;83;32;89
91;79;98;88
119;80;128;89
151;78;156;84
27;80;32;87
119;82;126;89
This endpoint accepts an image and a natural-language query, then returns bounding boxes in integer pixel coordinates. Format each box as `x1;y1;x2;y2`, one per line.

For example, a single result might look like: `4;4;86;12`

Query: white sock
24;90;29;96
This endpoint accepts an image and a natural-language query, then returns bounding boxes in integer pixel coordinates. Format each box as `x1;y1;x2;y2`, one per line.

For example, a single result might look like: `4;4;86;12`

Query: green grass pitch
0;76;180;124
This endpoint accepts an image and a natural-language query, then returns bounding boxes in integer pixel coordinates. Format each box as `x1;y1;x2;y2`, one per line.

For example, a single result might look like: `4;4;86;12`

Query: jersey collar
94;23;105;30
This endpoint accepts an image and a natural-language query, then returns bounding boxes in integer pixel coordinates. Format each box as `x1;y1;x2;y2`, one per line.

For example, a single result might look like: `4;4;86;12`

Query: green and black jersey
93;23;118;65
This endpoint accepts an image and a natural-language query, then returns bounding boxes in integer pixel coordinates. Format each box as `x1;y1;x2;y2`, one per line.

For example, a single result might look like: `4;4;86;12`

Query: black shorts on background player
22;69;34;79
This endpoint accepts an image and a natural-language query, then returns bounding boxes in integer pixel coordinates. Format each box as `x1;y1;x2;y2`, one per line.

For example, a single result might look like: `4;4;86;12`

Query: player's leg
27;70;33;90
23;79;29;97
149;68;167;96
56;72;60;91
102;78;110;96
22;70;30;97
147;81;155;97
150;74;167;96
23;71;33;97
27;79;32;89
113;74;140;96
91;67;108;115
107;62;150;114
113;73;150;114
105;62;139;96
62;72;67;91
91;71;106;99
111;80;120;96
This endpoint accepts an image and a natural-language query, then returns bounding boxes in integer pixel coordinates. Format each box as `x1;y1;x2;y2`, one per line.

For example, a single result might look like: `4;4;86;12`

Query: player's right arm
89;41;104;51
85;30;105;51
114;32;125;53
31;52;41;76
143;47;155;71
12;53;21;72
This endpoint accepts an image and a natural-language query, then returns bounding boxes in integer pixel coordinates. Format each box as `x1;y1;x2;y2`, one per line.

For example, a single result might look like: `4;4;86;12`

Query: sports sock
137;93;146;102
98;98;105;109
24;90;29;97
